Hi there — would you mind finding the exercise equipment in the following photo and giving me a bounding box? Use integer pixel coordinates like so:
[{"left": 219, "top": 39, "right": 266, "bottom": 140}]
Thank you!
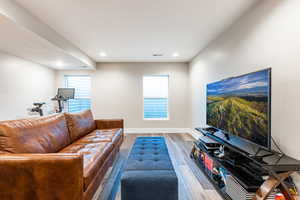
[
  {"left": 51, "top": 88, "right": 75, "bottom": 113},
  {"left": 30, "top": 102, "right": 45, "bottom": 116}
]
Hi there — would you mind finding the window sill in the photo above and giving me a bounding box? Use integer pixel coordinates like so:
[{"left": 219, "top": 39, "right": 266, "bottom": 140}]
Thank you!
[{"left": 143, "top": 118, "right": 169, "bottom": 121}]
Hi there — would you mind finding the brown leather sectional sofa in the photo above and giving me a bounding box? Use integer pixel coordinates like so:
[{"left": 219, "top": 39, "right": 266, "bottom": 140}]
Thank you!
[{"left": 0, "top": 110, "right": 124, "bottom": 200}]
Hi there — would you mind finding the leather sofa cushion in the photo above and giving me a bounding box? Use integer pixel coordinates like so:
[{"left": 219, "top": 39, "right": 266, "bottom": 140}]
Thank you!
[
  {"left": 99, "top": 129, "right": 123, "bottom": 144},
  {"left": 64, "top": 110, "right": 96, "bottom": 142},
  {"left": 0, "top": 114, "right": 71, "bottom": 153},
  {"left": 60, "top": 142, "right": 113, "bottom": 190},
  {"left": 74, "top": 129, "right": 123, "bottom": 146}
]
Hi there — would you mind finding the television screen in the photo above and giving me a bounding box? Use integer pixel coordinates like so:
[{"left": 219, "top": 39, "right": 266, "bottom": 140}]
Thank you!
[{"left": 206, "top": 69, "right": 271, "bottom": 148}]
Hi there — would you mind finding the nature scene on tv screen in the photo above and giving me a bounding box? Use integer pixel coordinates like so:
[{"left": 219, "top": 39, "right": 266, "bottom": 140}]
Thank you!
[{"left": 207, "top": 69, "right": 270, "bottom": 147}]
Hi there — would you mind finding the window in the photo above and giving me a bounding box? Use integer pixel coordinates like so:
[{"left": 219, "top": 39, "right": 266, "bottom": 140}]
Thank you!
[
  {"left": 143, "top": 75, "right": 169, "bottom": 120},
  {"left": 65, "top": 75, "right": 91, "bottom": 113}
]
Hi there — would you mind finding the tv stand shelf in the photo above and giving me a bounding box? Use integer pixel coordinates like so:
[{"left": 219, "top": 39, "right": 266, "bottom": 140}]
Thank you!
[
  {"left": 196, "top": 127, "right": 300, "bottom": 172},
  {"left": 191, "top": 128, "right": 300, "bottom": 200},
  {"left": 194, "top": 140, "right": 264, "bottom": 191}
]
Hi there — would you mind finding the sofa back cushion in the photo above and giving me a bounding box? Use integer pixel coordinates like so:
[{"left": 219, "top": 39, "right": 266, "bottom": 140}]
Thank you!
[
  {"left": 64, "top": 110, "right": 96, "bottom": 142},
  {"left": 0, "top": 114, "right": 71, "bottom": 154}
]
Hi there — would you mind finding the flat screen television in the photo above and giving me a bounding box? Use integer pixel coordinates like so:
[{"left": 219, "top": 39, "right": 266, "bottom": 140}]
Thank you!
[{"left": 206, "top": 68, "right": 271, "bottom": 149}]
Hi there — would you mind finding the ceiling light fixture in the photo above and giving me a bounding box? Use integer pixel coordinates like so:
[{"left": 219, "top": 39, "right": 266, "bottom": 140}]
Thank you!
[
  {"left": 172, "top": 52, "right": 179, "bottom": 57},
  {"left": 56, "top": 61, "right": 63, "bottom": 67},
  {"left": 99, "top": 52, "right": 107, "bottom": 57}
]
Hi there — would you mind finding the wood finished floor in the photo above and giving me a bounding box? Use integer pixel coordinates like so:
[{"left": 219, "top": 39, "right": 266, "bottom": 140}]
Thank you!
[{"left": 93, "top": 133, "right": 223, "bottom": 200}]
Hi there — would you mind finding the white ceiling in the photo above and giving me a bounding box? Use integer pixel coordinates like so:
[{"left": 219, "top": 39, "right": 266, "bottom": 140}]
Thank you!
[
  {"left": 15, "top": 0, "right": 258, "bottom": 63},
  {"left": 0, "top": 14, "right": 89, "bottom": 70}
]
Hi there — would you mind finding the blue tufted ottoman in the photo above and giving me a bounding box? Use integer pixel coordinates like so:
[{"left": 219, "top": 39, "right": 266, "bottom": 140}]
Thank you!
[{"left": 121, "top": 137, "right": 178, "bottom": 200}]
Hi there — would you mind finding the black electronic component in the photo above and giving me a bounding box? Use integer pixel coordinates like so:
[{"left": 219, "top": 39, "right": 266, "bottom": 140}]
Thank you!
[
  {"left": 30, "top": 102, "right": 45, "bottom": 116},
  {"left": 51, "top": 88, "right": 75, "bottom": 113},
  {"left": 190, "top": 127, "right": 300, "bottom": 200}
]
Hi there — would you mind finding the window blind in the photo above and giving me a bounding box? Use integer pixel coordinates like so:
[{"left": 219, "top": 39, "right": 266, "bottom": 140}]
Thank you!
[
  {"left": 65, "top": 75, "right": 91, "bottom": 113},
  {"left": 143, "top": 75, "right": 169, "bottom": 119}
]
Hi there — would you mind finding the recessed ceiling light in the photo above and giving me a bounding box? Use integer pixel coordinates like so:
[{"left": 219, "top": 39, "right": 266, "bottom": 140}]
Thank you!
[
  {"left": 99, "top": 52, "right": 107, "bottom": 57},
  {"left": 172, "top": 52, "right": 179, "bottom": 57},
  {"left": 56, "top": 61, "right": 63, "bottom": 67}
]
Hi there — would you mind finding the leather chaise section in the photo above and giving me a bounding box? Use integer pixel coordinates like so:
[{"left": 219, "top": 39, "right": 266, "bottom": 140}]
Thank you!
[
  {"left": 0, "top": 153, "right": 83, "bottom": 200},
  {"left": 75, "top": 129, "right": 123, "bottom": 146},
  {"left": 99, "top": 129, "right": 123, "bottom": 144},
  {"left": 83, "top": 149, "right": 117, "bottom": 200},
  {"left": 60, "top": 142, "right": 114, "bottom": 190}
]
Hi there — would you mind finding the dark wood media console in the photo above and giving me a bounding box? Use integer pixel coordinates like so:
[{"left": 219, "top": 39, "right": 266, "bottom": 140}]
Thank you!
[{"left": 190, "top": 127, "right": 300, "bottom": 200}]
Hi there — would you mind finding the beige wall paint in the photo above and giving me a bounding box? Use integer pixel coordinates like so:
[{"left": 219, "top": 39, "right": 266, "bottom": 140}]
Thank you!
[
  {"left": 0, "top": 52, "right": 56, "bottom": 120},
  {"left": 56, "top": 62, "right": 189, "bottom": 129},
  {"left": 189, "top": 0, "right": 300, "bottom": 160}
]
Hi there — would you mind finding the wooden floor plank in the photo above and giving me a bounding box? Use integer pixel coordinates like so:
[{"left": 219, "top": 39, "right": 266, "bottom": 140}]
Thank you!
[{"left": 95, "top": 133, "right": 222, "bottom": 200}]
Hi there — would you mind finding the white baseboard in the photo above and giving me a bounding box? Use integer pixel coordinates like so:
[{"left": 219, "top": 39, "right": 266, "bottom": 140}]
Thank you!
[
  {"left": 124, "top": 128, "right": 203, "bottom": 140},
  {"left": 124, "top": 128, "right": 191, "bottom": 134}
]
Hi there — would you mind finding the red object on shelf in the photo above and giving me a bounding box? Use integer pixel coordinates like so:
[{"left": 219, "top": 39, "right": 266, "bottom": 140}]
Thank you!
[
  {"left": 204, "top": 154, "right": 214, "bottom": 171},
  {"left": 275, "top": 193, "right": 285, "bottom": 200}
]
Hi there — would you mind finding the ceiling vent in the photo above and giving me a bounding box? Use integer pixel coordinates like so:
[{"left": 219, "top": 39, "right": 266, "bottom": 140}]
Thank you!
[{"left": 152, "top": 54, "right": 163, "bottom": 57}]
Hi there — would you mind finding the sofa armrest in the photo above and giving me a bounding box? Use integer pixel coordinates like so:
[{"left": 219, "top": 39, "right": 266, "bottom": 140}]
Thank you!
[
  {"left": 0, "top": 153, "right": 83, "bottom": 200},
  {"left": 95, "top": 119, "right": 124, "bottom": 130}
]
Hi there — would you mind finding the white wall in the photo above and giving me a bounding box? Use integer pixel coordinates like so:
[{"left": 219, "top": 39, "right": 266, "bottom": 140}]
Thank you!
[
  {"left": 0, "top": 52, "right": 56, "bottom": 120},
  {"left": 56, "top": 62, "right": 189, "bottom": 131},
  {"left": 189, "top": 0, "right": 300, "bottom": 160}
]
